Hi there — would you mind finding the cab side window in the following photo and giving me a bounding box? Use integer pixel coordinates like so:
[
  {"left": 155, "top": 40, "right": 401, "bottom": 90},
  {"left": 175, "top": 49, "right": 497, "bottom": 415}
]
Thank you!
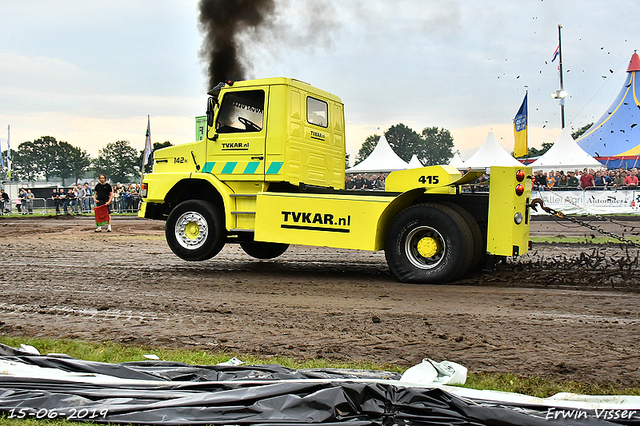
[
  {"left": 216, "top": 90, "right": 265, "bottom": 133},
  {"left": 307, "top": 97, "right": 328, "bottom": 128}
]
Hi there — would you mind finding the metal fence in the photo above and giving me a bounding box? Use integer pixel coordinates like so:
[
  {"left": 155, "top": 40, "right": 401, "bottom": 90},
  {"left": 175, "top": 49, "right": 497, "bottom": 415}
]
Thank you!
[
  {"left": 462, "top": 184, "right": 640, "bottom": 193},
  {"left": 0, "top": 195, "right": 141, "bottom": 216}
]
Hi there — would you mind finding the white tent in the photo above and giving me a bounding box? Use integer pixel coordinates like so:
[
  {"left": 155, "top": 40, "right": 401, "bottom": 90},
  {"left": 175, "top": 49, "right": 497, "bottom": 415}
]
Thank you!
[
  {"left": 346, "top": 135, "right": 409, "bottom": 173},
  {"left": 462, "top": 131, "right": 522, "bottom": 170},
  {"left": 448, "top": 152, "right": 465, "bottom": 170},
  {"left": 530, "top": 127, "right": 606, "bottom": 173},
  {"left": 407, "top": 154, "right": 423, "bottom": 169}
]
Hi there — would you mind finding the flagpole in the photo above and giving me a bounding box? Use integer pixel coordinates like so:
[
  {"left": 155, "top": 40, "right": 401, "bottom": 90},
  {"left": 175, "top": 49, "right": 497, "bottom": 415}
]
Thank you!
[
  {"left": 140, "top": 115, "right": 151, "bottom": 189},
  {"left": 524, "top": 89, "right": 528, "bottom": 158},
  {"left": 7, "top": 125, "right": 11, "bottom": 180},
  {"left": 0, "top": 131, "right": 4, "bottom": 178},
  {"left": 557, "top": 24, "right": 565, "bottom": 128}
]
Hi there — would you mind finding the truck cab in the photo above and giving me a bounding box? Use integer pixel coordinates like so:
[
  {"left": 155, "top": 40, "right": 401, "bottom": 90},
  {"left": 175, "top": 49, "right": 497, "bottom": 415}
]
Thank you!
[{"left": 202, "top": 78, "right": 345, "bottom": 188}]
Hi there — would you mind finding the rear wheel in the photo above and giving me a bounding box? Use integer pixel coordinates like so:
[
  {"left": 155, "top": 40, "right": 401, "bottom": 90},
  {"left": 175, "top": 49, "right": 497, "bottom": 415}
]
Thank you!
[
  {"left": 385, "top": 203, "right": 474, "bottom": 284},
  {"left": 165, "top": 200, "right": 225, "bottom": 261},
  {"left": 441, "top": 202, "right": 484, "bottom": 274},
  {"left": 240, "top": 241, "right": 289, "bottom": 259}
]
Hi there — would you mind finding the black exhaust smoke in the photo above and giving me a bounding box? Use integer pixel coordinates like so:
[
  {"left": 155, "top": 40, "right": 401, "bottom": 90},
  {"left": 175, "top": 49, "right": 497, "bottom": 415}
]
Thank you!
[{"left": 198, "top": 0, "right": 275, "bottom": 90}]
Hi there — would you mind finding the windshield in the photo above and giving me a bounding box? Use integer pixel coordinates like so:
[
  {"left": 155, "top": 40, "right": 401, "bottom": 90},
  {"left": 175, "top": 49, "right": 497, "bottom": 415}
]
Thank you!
[{"left": 216, "top": 90, "right": 265, "bottom": 133}]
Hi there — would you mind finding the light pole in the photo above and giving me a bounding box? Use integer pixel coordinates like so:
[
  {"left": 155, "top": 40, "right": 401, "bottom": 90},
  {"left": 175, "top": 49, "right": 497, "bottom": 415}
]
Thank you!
[{"left": 551, "top": 24, "right": 567, "bottom": 128}]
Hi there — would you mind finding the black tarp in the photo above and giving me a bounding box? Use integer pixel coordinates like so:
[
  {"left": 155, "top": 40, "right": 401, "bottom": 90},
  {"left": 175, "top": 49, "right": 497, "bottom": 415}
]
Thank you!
[{"left": 0, "top": 344, "right": 636, "bottom": 425}]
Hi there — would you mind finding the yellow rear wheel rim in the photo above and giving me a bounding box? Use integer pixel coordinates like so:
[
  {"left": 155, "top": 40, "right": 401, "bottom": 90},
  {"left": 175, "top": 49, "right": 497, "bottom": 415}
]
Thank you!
[
  {"left": 417, "top": 236, "right": 440, "bottom": 258},
  {"left": 405, "top": 225, "right": 446, "bottom": 270}
]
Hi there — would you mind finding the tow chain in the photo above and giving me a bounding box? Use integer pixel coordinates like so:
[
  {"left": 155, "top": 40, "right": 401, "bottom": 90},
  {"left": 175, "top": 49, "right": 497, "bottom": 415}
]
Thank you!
[{"left": 529, "top": 197, "right": 640, "bottom": 249}]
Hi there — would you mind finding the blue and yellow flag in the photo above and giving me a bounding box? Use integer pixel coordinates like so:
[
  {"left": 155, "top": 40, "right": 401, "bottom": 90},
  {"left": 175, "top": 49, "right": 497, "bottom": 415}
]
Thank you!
[{"left": 513, "top": 93, "right": 528, "bottom": 158}]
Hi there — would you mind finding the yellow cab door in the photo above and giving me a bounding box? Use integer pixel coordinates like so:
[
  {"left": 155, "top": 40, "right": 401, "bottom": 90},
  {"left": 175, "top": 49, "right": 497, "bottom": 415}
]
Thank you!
[{"left": 203, "top": 87, "right": 268, "bottom": 180}]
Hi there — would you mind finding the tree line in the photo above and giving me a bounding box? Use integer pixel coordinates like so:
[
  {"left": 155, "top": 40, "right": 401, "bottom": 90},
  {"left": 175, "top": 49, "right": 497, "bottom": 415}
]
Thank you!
[
  {"left": 355, "top": 124, "right": 455, "bottom": 167},
  {"left": 4, "top": 122, "right": 588, "bottom": 185},
  {"left": 1, "top": 137, "right": 172, "bottom": 185}
]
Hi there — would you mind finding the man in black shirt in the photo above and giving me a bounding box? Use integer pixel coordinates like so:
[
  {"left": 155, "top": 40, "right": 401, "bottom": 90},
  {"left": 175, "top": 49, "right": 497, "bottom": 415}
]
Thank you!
[
  {"left": 0, "top": 190, "right": 9, "bottom": 214},
  {"left": 94, "top": 174, "right": 114, "bottom": 232},
  {"left": 52, "top": 188, "right": 61, "bottom": 214}
]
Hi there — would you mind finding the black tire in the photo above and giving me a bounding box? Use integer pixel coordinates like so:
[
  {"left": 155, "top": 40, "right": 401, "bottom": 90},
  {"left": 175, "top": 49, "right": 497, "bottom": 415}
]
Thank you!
[
  {"left": 240, "top": 241, "right": 289, "bottom": 259},
  {"left": 165, "top": 200, "right": 225, "bottom": 261},
  {"left": 441, "top": 202, "right": 484, "bottom": 274},
  {"left": 384, "top": 203, "right": 474, "bottom": 284}
]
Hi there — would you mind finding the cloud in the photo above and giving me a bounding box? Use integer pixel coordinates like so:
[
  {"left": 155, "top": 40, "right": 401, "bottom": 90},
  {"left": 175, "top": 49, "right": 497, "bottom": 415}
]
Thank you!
[{"left": 0, "top": 52, "right": 92, "bottom": 98}]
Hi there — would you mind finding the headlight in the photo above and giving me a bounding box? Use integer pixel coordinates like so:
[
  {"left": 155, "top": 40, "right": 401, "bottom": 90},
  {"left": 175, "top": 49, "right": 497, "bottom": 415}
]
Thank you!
[{"left": 514, "top": 212, "right": 523, "bottom": 224}]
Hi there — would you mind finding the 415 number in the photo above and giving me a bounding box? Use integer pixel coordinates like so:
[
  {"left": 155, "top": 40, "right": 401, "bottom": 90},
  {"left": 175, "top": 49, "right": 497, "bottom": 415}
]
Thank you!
[{"left": 418, "top": 175, "right": 440, "bottom": 184}]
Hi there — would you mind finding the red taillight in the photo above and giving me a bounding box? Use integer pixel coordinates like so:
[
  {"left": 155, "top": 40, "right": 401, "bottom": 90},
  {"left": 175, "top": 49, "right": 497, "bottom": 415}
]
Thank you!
[
  {"left": 515, "top": 184, "right": 525, "bottom": 196},
  {"left": 516, "top": 169, "right": 525, "bottom": 182}
]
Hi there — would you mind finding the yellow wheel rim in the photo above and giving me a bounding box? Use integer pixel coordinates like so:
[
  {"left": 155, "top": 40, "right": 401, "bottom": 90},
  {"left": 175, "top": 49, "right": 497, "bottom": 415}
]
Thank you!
[
  {"left": 184, "top": 221, "right": 200, "bottom": 240},
  {"left": 417, "top": 236, "right": 440, "bottom": 258}
]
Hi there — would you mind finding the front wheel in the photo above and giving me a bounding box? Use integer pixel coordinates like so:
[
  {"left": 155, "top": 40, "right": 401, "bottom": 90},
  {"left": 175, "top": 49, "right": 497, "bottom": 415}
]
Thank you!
[
  {"left": 165, "top": 200, "right": 226, "bottom": 261},
  {"left": 240, "top": 241, "right": 289, "bottom": 259},
  {"left": 385, "top": 203, "right": 474, "bottom": 284}
]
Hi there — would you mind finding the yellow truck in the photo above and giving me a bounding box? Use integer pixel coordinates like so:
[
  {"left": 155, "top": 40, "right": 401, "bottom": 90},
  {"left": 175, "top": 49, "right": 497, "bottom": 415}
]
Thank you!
[{"left": 139, "top": 77, "right": 532, "bottom": 284}]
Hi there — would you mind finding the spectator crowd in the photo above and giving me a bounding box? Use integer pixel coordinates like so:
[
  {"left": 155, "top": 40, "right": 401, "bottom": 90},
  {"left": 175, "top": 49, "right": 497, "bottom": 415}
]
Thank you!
[
  {"left": 343, "top": 168, "right": 640, "bottom": 193},
  {"left": 532, "top": 168, "right": 639, "bottom": 190},
  {"left": 0, "top": 182, "right": 141, "bottom": 215},
  {"left": 50, "top": 182, "right": 141, "bottom": 214},
  {"left": 345, "top": 174, "right": 387, "bottom": 190}
]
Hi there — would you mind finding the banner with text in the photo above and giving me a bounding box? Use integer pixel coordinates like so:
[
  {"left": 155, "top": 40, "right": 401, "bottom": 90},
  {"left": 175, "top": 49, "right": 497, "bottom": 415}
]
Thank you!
[{"left": 531, "top": 189, "right": 640, "bottom": 215}]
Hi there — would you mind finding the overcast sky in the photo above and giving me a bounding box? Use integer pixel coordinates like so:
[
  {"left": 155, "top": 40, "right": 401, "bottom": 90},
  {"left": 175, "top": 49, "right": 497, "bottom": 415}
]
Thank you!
[{"left": 1, "top": 0, "right": 638, "bottom": 164}]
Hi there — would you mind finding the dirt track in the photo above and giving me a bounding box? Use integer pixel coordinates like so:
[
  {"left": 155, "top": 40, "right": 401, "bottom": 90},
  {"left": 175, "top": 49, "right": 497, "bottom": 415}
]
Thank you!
[{"left": 0, "top": 215, "right": 639, "bottom": 386}]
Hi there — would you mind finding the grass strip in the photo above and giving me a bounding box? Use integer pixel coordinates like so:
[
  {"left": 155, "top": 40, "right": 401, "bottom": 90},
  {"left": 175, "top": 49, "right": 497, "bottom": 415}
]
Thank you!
[{"left": 2, "top": 335, "right": 639, "bottom": 397}]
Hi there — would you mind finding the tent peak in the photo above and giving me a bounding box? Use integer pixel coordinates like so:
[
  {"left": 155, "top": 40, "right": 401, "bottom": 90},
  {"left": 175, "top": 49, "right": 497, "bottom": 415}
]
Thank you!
[
  {"left": 345, "top": 134, "right": 408, "bottom": 173},
  {"left": 627, "top": 51, "right": 640, "bottom": 72},
  {"left": 461, "top": 131, "right": 522, "bottom": 169}
]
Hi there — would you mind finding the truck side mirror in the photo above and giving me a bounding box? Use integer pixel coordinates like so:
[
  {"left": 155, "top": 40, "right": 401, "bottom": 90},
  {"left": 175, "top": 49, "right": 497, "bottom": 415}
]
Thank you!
[{"left": 206, "top": 97, "right": 216, "bottom": 127}]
